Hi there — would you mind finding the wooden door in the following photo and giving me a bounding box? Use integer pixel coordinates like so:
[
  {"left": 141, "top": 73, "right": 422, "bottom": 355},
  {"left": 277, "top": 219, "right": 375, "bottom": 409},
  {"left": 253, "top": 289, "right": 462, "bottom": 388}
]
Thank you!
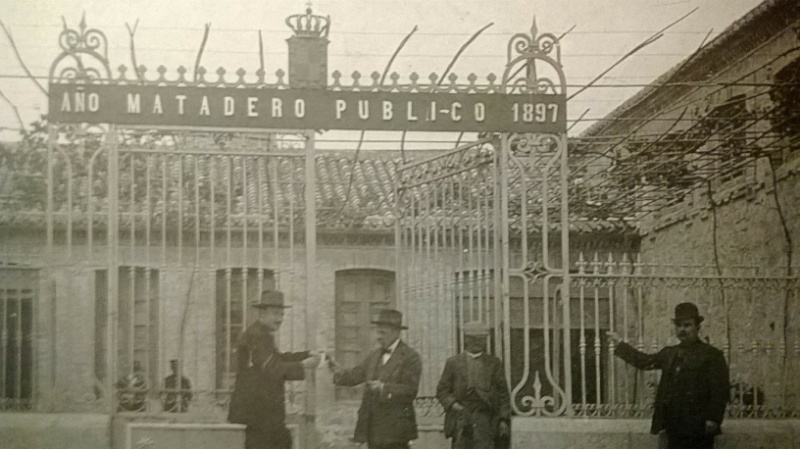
[{"left": 335, "top": 269, "right": 395, "bottom": 400}]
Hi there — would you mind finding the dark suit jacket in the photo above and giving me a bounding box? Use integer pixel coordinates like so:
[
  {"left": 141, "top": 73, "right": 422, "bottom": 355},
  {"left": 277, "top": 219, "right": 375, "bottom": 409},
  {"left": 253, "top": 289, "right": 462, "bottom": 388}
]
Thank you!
[
  {"left": 334, "top": 340, "right": 422, "bottom": 445},
  {"left": 436, "top": 352, "right": 511, "bottom": 440},
  {"left": 615, "top": 339, "right": 729, "bottom": 436},
  {"left": 228, "top": 321, "right": 309, "bottom": 438}
]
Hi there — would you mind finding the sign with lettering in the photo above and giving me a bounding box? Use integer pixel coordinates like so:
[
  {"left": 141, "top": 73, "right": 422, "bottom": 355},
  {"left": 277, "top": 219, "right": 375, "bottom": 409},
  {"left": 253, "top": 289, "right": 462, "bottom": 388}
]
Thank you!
[{"left": 49, "top": 84, "right": 566, "bottom": 133}]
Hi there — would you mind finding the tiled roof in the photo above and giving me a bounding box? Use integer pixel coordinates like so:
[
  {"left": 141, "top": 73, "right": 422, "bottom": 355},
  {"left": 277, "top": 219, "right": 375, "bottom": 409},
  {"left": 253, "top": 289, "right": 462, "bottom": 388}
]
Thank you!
[{"left": 0, "top": 142, "right": 634, "bottom": 235}]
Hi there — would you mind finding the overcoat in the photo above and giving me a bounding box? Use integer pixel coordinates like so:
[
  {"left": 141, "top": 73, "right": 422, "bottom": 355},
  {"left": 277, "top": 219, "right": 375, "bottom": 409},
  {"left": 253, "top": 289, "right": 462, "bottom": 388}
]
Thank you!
[
  {"left": 334, "top": 340, "right": 422, "bottom": 446},
  {"left": 615, "top": 339, "right": 729, "bottom": 437},
  {"left": 436, "top": 352, "right": 511, "bottom": 448},
  {"left": 228, "top": 321, "right": 308, "bottom": 449}
]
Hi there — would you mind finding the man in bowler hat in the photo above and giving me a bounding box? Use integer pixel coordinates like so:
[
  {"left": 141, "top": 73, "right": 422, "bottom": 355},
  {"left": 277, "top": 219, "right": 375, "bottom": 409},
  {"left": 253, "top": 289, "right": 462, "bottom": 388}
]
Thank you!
[
  {"left": 328, "top": 309, "right": 422, "bottom": 449},
  {"left": 227, "top": 290, "right": 320, "bottom": 449},
  {"left": 608, "top": 302, "right": 729, "bottom": 449},
  {"left": 436, "top": 321, "right": 511, "bottom": 449}
]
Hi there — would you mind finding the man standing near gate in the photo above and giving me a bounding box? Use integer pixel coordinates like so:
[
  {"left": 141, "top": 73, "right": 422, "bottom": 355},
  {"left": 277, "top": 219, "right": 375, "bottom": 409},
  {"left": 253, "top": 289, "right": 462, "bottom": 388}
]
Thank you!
[
  {"left": 436, "top": 321, "right": 511, "bottom": 449},
  {"left": 608, "top": 302, "right": 729, "bottom": 449},
  {"left": 328, "top": 309, "right": 422, "bottom": 449},
  {"left": 228, "top": 289, "right": 320, "bottom": 449}
]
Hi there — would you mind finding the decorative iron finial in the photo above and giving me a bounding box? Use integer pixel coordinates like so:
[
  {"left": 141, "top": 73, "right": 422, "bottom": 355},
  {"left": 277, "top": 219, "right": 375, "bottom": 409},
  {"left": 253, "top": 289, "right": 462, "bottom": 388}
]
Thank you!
[{"left": 286, "top": 4, "right": 330, "bottom": 38}]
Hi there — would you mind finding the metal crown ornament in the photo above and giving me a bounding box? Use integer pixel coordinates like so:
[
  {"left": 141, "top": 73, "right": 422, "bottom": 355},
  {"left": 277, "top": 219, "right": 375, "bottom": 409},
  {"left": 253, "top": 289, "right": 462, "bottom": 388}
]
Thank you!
[{"left": 285, "top": 6, "right": 330, "bottom": 38}]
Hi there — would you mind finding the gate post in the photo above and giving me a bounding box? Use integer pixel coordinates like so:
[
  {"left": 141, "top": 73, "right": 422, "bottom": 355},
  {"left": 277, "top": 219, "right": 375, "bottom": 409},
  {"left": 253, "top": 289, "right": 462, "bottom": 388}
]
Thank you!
[{"left": 304, "top": 129, "right": 318, "bottom": 448}]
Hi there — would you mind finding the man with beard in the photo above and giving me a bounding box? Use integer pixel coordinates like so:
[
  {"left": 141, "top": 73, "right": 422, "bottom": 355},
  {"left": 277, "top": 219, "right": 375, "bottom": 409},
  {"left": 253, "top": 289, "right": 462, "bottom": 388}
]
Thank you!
[
  {"left": 436, "top": 321, "right": 511, "bottom": 449},
  {"left": 228, "top": 290, "right": 320, "bottom": 449},
  {"left": 608, "top": 302, "right": 729, "bottom": 449}
]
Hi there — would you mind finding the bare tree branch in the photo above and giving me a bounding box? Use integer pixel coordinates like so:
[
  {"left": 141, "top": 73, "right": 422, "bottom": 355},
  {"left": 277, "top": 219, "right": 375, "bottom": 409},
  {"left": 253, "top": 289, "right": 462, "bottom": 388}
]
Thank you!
[
  {"left": 697, "top": 28, "right": 714, "bottom": 51},
  {"left": 337, "top": 25, "right": 419, "bottom": 218},
  {"left": 558, "top": 24, "right": 577, "bottom": 41},
  {"left": 381, "top": 25, "right": 418, "bottom": 84},
  {"left": 0, "top": 86, "right": 26, "bottom": 133},
  {"left": 193, "top": 23, "right": 212, "bottom": 83},
  {"left": 0, "top": 20, "right": 48, "bottom": 97},
  {"left": 258, "top": 30, "right": 265, "bottom": 76},
  {"left": 438, "top": 22, "right": 494, "bottom": 86},
  {"left": 567, "top": 108, "right": 590, "bottom": 133},
  {"left": 125, "top": 20, "right": 143, "bottom": 83},
  {"left": 568, "top": 7, "right": 698, "bottom": 101}
]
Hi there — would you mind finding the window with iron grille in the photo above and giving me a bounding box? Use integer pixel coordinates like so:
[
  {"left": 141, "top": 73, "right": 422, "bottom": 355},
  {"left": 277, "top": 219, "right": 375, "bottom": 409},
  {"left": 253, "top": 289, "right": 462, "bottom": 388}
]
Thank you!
[
  {"left": 215, "top": 268, "right": 275, "bottom": 390},
  {"left": 95, "top": 267, "right": 160, "bottom": 412},
  {"left": 0, "top": 267, "right": 36, "bottom": 411},
  {"left": 704, "top": 94, "right": 750, "bottom": 185},
  {"left": 768, "top": 57, "right": 800, "bottom": 167}
]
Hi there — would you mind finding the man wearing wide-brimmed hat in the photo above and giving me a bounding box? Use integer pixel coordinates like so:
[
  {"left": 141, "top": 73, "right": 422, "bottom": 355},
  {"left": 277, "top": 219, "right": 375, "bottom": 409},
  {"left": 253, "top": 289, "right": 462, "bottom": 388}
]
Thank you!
[
  {"left": 228, "top": 290, "right": 320, "bottom": 449},
  {"left": 436, "top": 321, "right": 510, "bottom": 449},
  {"left": 328, "top": 309, "right": 422, "bottom": 449},
  {"left": 608, "top": 302, "right": 729, "bottom": 449}
]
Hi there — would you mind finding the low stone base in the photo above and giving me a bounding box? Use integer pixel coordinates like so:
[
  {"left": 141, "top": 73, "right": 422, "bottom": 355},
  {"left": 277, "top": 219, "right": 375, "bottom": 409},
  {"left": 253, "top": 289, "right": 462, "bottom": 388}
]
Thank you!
[
  {"left": 512, "top": 418, "right": 800, "bottom": 449},
  {"left": 0, "top": 413, "right": 111, "bottom": 449}
]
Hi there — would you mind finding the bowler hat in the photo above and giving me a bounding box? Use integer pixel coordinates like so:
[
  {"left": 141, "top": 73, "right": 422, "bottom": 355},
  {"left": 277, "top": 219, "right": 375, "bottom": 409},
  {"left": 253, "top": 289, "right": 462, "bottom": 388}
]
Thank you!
[
  {"left": 672, "top": 302, "right": 704, "bottom": 323},
  {"left": 371, "top": 309, "right": 407, "bottom": 329},
  {"left": 462, "top": 321, "right": 490, "bottom": 336},
  {"left": 252, "top": 290, "right": 290, "bottom": 309}
]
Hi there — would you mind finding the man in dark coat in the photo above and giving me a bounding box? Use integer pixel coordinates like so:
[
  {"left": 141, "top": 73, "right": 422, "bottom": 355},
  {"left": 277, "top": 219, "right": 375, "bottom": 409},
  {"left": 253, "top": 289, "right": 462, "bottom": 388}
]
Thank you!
[
  {"left": 163, "top": 359, "right": 192, "bottom": 412},
  {"left": 227, "top": 290, "right": 320, "bottom": 449},
  {"left": 436, "top": 321, "right": 511, "bottom": 449},
  {"left": 608, "top": 302, "right": 729, "bottom": 449},
  {"left": 329, "top": 309, "right": 422, "bottom": 449}
]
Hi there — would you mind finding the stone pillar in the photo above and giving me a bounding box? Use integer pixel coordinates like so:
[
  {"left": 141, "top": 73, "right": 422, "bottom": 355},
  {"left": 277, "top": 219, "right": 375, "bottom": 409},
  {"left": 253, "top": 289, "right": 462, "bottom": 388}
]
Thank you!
[{"left": 286, "top": 7, "right": 330, "bottom": 89}]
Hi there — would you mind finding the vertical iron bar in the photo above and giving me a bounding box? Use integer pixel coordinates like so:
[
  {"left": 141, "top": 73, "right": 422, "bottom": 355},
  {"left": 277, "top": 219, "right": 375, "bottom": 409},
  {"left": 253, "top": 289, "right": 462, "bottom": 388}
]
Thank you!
[
  {"left": 145, "top": 154, "right": 152, "bottom": 388},
  {"left": 129, "top": 154, "right": 136, "bottom": 376},
  {"left": 578, "top": 254, "right": 587, "bottom": 414},
  {"left": 107, "top": 125, "right": 120, "bottom": 412},
  {"left": 226, "top": 153, "right": 233, "bottom": 384},
  {"left": 560, "top": 133, "right": 573, "bottom": 415},
  {"left": 593, "top": 256, "right": 602, "bottom": 408},
  {"left": 178, "top": 155, "right": 183, "bottom": 265},
  {"left": 499, "top": 134, "right": 512, "bottom": 394}
]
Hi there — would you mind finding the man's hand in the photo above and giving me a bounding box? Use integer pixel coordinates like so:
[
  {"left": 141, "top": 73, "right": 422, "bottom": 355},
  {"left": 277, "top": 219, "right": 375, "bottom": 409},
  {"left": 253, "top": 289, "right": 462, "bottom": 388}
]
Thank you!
[
  {"left": 606, "top": 331, "right": 622, "bottom": 344},
  {"left": 367, "top": 380, "right": 384, "bottom": 392},
  {"left": 450, "top": 402, "right": 465, "bottom": 413},
  {"left": 704, "top": 420, "right": 720, "bottom": 435},
  {"left": 498, "top": 421, "right": 510, "bottom": 438},
  {"left": 301, "top": 353, "right": 321, "bottom": 369},
  {"left": 326, "top": 355, "right": 344, "bottom": 375}
]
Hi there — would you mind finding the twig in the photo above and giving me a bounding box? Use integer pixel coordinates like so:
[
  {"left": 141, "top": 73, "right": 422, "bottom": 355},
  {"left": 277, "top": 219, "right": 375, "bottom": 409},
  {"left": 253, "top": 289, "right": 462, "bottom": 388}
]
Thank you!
[
  {"left": 568, "top": 7, "right": 698, "bottom": 100},
  {"left": 125, "top": 20, "right": 143, "bottom": 83},
  {"left": 400, "top": 130, "right": 407, "bottom": 163},
  {"left": 558, "top": 24, "right": 576, "bottom": 41},
  {"left": 381, "top": 25, "right": 418, "bottom": 85},
  {"left": 0, "top": 20, "right": 47, "bottom": 97},
  {"left": 697, "top": 28, "right": 714, "bottom": 51},
  {"left": 193, "top": 23, "right": 212, "bottom": 83},
  {"left": 567, "top": 109, "right": 590, "bottom": 133},
  {"left": 438, "top": 22, "right": 494, "bottom": 86},
  {"left": 258, "top": 30, "right": 265, "bottom": 76},
  {"left": 0, "top": 86, "right": 26, "bottom": 133},
  {"left": 337, "top": 25, "right": 419, "bottom": 217}
]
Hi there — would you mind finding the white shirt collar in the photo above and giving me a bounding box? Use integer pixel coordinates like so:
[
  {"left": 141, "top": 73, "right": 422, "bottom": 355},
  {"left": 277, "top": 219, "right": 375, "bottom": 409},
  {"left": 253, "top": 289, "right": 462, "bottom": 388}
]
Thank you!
[
  {"left": 466, "top": 351, "right": 483, "bottom": 358},
  {"left": 386, "top": 338, "right": 400, "bottom": 353}
]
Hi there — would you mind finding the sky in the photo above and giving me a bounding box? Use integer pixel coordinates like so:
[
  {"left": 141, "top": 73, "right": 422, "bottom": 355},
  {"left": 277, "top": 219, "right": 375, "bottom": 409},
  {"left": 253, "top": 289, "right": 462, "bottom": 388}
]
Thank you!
[{"left": 0, "top": 0, "right": 766, "bottom": 149}]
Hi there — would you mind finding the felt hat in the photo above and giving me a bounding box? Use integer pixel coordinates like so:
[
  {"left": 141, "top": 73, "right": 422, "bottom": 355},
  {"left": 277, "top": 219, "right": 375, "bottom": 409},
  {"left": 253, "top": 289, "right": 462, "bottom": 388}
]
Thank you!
[
  {"left": 252, "top": 290, "right": 290, "bottom": 309},
  {"left": 371, "top": 309, "right": 407, "bottom": 329},
  {"left": 672, "top": 302, "right": 704, "bottom": 323},
  {"left": 462, "top": 321, "right": 490, "bottom": 336}
]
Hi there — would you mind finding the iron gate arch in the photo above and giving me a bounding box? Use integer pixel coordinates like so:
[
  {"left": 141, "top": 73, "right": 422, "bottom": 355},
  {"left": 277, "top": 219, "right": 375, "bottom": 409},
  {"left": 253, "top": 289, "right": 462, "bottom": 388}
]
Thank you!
[{"left": 395, "top": 24, "right": 574, "bottom": 416}]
